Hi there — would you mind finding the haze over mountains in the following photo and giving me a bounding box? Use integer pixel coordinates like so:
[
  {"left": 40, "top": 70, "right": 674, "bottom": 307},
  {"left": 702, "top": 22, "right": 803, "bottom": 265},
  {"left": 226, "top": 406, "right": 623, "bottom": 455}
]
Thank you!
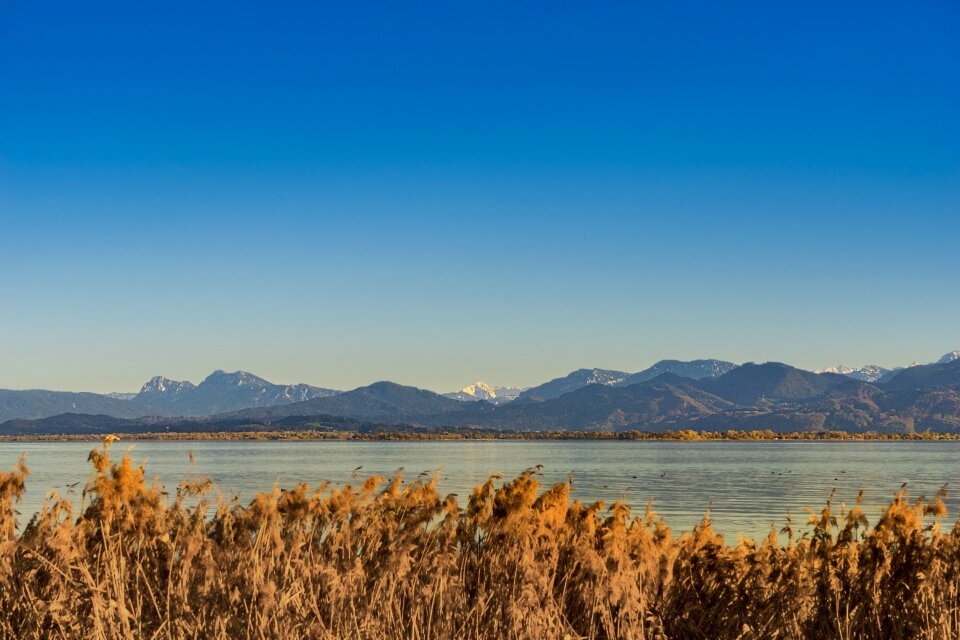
[{"left": 2, "top": 351, "right": 959, "bottom": 434}]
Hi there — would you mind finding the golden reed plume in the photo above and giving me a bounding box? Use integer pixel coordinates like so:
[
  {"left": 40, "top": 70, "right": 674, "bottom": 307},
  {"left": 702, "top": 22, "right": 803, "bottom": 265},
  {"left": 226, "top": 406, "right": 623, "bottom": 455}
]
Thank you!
[{"left": 0, "top": 439, "right": 958, "bottom": 639}]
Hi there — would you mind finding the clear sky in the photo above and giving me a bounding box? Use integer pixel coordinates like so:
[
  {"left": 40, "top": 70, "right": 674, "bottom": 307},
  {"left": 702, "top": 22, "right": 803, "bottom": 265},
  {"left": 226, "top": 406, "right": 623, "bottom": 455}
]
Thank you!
[{"left": 1, "top": 0, "right": 958, "bottom": 393}]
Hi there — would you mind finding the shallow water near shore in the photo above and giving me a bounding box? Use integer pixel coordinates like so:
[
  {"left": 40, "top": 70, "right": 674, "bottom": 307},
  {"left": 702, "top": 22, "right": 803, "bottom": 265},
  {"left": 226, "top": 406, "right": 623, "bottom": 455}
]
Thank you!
[{"left": 2, "top": 439, "right": 959, "bottom": 539}]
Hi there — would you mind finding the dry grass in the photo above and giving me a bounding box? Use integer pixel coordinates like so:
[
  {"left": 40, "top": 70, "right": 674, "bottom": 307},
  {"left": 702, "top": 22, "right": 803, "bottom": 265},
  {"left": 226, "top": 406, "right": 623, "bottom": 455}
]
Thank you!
[
  {"left": 5, "top": 429, "right": 960, "bottom": 442},
  {"left": 1, "top": 438, "right": 958, "bottom": 639}
]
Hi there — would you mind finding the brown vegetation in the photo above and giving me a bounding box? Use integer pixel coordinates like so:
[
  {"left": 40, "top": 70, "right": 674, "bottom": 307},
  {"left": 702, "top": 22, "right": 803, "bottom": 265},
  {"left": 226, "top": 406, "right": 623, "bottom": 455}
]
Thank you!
[
  {"left": 1, "top": 439, "right": 958, "bottom": 639},
  {"left": 3, "top": 428, "right": 960, "bottom": 442}
]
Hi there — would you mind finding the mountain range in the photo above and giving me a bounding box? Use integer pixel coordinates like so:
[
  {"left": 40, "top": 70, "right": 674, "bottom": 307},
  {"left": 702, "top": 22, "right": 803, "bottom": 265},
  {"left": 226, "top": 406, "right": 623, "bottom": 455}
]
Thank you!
[
  {"left": 0, "top": 370, "right": 338, "bottom": 423},
  {"left": 515, "top": 360, "right": 738, "bottom": 402},
  {"left": 443, "top": 381, "right": 525, "bottom": 403},
  {"left": 938, "top": 351, "right": 960, "bottom": 365},
  {"left": 813, "top": 365, "right": 891, "bottom": 383},
  {"left": 811, "top": 354, "right": 960, "bottom": 384},
  {"left": 516, "top": 368, "right": 630, "bottom": 401},
  {"left": 133, "top": 370, "right": 339, "bottom": 416},
  {"left": 1, "top": 351, "right": 959, "bottom": 434},
  {"left": 618, "top": 359, "right": 738, "bottom": 386},
  {"left": 240, "top": 358, "right": 957, "bottom": 434}
]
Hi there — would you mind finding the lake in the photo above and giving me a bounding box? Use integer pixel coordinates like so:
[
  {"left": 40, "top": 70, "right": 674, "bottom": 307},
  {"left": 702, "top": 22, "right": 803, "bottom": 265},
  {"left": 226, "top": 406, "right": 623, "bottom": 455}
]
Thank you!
[{"left": 2, "top": 439, "right": 958, "bottom": 540}]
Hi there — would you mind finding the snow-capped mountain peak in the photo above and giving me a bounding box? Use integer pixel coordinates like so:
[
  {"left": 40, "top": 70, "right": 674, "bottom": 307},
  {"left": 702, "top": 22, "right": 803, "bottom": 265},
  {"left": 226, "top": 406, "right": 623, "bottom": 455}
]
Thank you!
[
  {"left": 139, "top": 376, "right": 195, "bottom": 395},
  {"left": 200, "top": 370, "right": 271, "bottom": 388},
  {"left": 133, "top": 370, "right": 338, "bottom": 414},
  {"left": 460, "top": 380, "right": 497, "bottom": 400},
  {"left": 575, "top": 368, "right": 628, "bottom": 386},
  {"left": 815, "top": 366, "right": 855, "bottom": 376},
  {"left": 814, "top": 365, "right": 890, "bottom": 383},
  {"left": 443, "top": 381, "right": 526, "bottom": 403},
  {"left": 937, "top": 350, "right": 960, "bottom": 364}
]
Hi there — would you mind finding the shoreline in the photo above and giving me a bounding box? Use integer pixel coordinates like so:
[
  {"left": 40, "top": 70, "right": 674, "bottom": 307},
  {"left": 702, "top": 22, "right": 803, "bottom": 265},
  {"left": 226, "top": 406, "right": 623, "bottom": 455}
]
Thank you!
[{"left": 2, "top": 429, "right": 960, "bottom": 442}]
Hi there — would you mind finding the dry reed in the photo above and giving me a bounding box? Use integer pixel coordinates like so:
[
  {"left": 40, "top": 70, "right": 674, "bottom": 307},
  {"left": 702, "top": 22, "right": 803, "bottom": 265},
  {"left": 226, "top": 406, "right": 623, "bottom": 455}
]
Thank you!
[{"left": 0, "top": 438, "right": 958, "bottom": 639}]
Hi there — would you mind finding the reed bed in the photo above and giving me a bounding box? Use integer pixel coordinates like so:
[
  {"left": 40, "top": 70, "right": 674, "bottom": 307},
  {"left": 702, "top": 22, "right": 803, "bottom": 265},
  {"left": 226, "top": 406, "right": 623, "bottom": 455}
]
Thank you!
[
  {"left": 1, "top": 439, "right": 958, "bottom": 639},
  {"left": 5, "top": 429, "right": 960, "bottom": 442}
]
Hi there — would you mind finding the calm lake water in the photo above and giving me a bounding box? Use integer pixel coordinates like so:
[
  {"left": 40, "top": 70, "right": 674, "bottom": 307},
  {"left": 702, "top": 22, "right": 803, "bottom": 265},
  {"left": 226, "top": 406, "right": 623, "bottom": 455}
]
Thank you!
[{"left": 2, "top": 440, "right": 958, "bottom": 540}]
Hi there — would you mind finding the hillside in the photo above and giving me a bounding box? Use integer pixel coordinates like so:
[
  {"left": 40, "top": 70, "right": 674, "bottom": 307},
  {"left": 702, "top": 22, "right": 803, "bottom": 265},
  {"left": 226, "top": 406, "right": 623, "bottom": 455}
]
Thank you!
[
  {"left": 0, "top": 370, "right": 340, "bottom": 423},
  {"left": 703, "top": 362, "right": 848, "bottom": 405},
  {"left": 226, "top": 381, "right": 463, "bottom": 421},
  {"left": 882, "top": 359, "right": 960, "bottom": 392},
  {"left": 134, "top": 370, "right": 340, "bottom": 415},
  {"left": 516, "top": 369, "right": 629, "bottom": 401},
  {"left": 440, "top": 375, "right": 735, "bottom": 430},
  {"left": 4, "top": 356, "right": 960, "bottom": 435},
  {"left": 0, "top": 390, "right": 156, "bottom": 423},
  {"left": 619, "top": 359, "right": 736, "bottom": 385}
]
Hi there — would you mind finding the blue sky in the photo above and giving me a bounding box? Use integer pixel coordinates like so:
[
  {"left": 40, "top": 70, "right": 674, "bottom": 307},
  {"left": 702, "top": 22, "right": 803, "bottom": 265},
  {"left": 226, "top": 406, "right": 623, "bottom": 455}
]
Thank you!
[{"left": 1, "top": 0, "right": 958, "bottom": 393}]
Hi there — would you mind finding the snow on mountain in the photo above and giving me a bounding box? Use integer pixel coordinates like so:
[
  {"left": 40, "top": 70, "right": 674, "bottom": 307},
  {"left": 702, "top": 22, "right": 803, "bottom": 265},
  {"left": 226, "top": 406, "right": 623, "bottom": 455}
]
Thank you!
[
  {"left": 815, "top": 366, "right": 855, "bottom": 376},
  {"left": 937, "top": 351, "right": 960, "bottom": 364},
  {"left": 816, "top": 351, "right": 960, "bottom": 382},
  {"left": 516, "top": 368, "right": 629, "bottom": 402},
  {"left": 138, "top": 376, "right": 196, "bottom": 396},
  {"left": 134, "top": 370, "right": 339, "bottom": 415},
  {"left": 463, "top": 381, "right": 497, "bottom": 400},
  {"left": 444, "top": 381, "right": 526, "bottom": 403},
  {"left": 815, "top": 365, "right": 890, "bottom": 383},
  {"left": 104, "top": 392, "right": 138, "bottom": 401},
  {"left": 847, "top": 365, "right": 891, "bottom": 382},
  {"left": 620, "top": 359, "right": 737, "bottom": 386},
  {"left": 489, "top": 386, "right": 525, "bottom": 402}
]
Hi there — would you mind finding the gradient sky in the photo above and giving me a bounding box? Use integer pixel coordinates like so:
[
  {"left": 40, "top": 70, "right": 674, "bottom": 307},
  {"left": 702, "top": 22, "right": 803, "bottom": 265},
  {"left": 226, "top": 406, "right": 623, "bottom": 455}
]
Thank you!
[{"left": 1, "top": 1, "right": 958, "bottom": 394}]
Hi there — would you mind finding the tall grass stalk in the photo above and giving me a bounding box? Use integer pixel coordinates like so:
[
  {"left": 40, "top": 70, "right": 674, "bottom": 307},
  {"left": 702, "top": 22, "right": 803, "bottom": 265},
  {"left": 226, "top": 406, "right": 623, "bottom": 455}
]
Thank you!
[{"left": 0, "top": 439, "right": 958, "bottom": 639}]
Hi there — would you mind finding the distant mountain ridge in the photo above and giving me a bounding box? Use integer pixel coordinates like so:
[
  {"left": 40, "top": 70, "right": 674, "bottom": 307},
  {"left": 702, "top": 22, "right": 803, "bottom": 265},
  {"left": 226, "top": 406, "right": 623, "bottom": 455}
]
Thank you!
[
  {"left": 814, "top": 350, "right": 960, "bottom": 384},
  {"left": 138, "top": 376, "right": 195, "bottom": 397},
  {"left": 104, "top": 392, "right": 138, "bottom": 401},
  {"left": 513, "top": 360, "right": 735, "bottom": 403},
  {"left": 0, "top": 370, "right": 339, "bottom": 423},
  {"left": 133, "top": 370, "right": 339, "bottom": 416},
  {"left": 938, "top": 351, "right": 960, "bottom": 364},
  {"left": 12, "top": 358, "right": 957, "bottom": 436},
  {"left": 815, "top": 365, "right": 891, "bottom": 383},
  {"left": 439, "top": 374, "right": 737, "bottom": 431},
  {"left": 704, "top": 362, "right": 848, "bottom": 405},
  {"left": 517, "top": 369, "right": 629, "bottom": 401},
  {"left": 2, "top": 351, "right": 960, "bottom": 431},
  {"left": 0, "top": 390, "right": 156, "bottom": 423},
  {"left": 226, "top": 381, "right": 462, "bottom": 421},
  {"left": 443, "top": 381, "right": 525, "bottom": 403},
  {"left": 183, "top": 358, "right": 960, "bottom": 434},
  {"left": 883, "top": 358, "right": 960, "bottom": 392},
  {"left": 618, "top": 359, "right": 736, "bottom": 386}
]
